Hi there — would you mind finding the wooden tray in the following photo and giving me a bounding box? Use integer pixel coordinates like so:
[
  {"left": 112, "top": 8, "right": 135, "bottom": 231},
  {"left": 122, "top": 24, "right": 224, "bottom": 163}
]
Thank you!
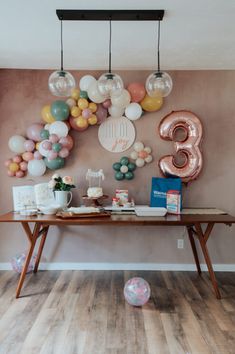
[{"left": 56, "top": 211, "right": 111, "bottom": 219}]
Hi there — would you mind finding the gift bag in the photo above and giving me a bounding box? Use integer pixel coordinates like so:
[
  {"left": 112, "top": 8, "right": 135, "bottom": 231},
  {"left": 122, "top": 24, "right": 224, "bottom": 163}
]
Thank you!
[{"left": 150, "top": 177, "right": 182, "bottom": 208}]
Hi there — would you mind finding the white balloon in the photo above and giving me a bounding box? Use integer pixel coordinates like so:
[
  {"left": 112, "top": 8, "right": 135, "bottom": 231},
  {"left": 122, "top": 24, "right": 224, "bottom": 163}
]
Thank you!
[
  {"left": 108, "top": 105, "right": 125, "bottom": 118},
  {"left": 49, "top": 121, "right": 68, "bottom": 138},
  {"left": 120, "top": 165, "right": 128, "bottom": 173},
  {"left": 28, "top": 159, "right": 46, "bottom": 177},
  {"left": 44, "top": 124, "right": 51, "bottom": 131},
  {"left": 111, "top": 89, "right": 131, "bottom": 108},
  {"left": 145, "top": 155, "right": 153, "bottom": 163},
  {"left": 130, "top": 151, "right": 138, "bottom": 160},
  {"left": 134, "top": 141, "right": 144, "bottom": 152},
  {"left": 144, "top": 146, "right": 152, "bottom": 154},
  {"left": 136, "top": 158, "right": 145, "bottom": 168},
  {"left": 87, "top": 81, "right": 106, "bottom": 103},
  {"left": 125, "top": 103, "right": 142, "bottom": 121},
  {"left": 38, "top": 140, "right": 50, "bottom": 157},
  {"left": 8, "top": 135, "right": 26, "bottom": 153},
  {"left": 79, "top": 75, "right": 96, "bottom": 92}
]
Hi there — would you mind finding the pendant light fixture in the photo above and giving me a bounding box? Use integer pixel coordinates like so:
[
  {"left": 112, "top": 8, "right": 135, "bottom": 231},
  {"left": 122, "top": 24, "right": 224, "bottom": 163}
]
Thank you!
[
  {"left": 97, "top": 19, "right": 124, "bottom": 98},
  {"left": 48, "top": 18, "right": 76, "bottom": 97},
  {"left": 145, "top": 20, "right": 173, "bottom": 98}
]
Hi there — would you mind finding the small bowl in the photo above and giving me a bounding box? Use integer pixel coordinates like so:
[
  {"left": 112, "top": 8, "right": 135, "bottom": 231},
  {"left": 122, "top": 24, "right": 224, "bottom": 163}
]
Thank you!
[{"left": 39, "top": 205, "right": 60, "bottom": 215}]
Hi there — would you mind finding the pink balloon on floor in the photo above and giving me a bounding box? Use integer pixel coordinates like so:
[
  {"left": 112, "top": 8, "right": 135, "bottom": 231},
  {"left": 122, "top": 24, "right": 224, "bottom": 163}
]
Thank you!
[
  {"left": 19, "top": 161, "right": 28, "bottom": 171},
  {"left": 59, "top": 147, "right": 69, "bottom": 158},
  {"left": 59, "top": 135, "right": 74, "bottom": 150},
  {"left": 124, "top": 277, "right": 151, "bottom": 306}
]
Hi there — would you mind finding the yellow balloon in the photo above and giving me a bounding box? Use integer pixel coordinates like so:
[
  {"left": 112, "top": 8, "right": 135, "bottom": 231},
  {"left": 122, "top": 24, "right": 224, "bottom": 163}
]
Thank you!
[
  {"left": 41, "top": 105, "right": 55, "bottom": 123},
  {"left": 71, "top": 106, "right": 82, "bottom": 118},
  {"left": 140, "top": 94, "right": 163, "bottom": 112},
  {"left": 78, "top": 98, "right": 89, "bottom": 110},
  {"left": 88, "top": 114, "right": 98, "bottom": 126},
  {"left": 88, "top": 102, "right": 97, "bottom": 113},
  {"left": 36, "top": 142, "right": 40, "bottom": 150},
  {"left": 75, "top": 116, "right": 89, "bottom": 129},
  {"left": 9, "top": 162, "right": 20, "bottom": 173},
  {"left": 71, "top": 88, "right": 80, "bottom": 100}
]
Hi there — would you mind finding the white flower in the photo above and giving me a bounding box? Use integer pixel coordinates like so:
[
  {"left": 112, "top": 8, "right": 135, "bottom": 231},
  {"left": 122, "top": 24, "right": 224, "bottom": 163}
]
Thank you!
[
  {"left": 52, "top": 173, "right": 60, "bottom": 180},
  {"left": 48, "top": 180, "right": 56, "bottom": 189},
  {"left": 62, "top": 176, "right": 74, "bottom": 185}
]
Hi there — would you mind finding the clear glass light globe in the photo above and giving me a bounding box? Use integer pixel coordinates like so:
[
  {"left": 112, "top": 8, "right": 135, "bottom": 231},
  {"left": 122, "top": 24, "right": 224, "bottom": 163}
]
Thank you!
[
  {"left": 48, "top": 70, "right": 76, "bottom": 97},
  {"left": 145, "top": 71, "right": 173, "bottom": 98},
  {"left": 97, "top": 73, "right": 124, "bottom": 98}
]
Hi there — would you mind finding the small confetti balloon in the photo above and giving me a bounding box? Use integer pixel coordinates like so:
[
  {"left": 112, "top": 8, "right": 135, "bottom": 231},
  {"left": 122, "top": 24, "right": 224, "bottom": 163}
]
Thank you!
[
  {"left": 124, "top": 277, "right": 151, "bottom": 306},
  {"left": 11, "top": 252, "right": 37, "bottom": 274}
]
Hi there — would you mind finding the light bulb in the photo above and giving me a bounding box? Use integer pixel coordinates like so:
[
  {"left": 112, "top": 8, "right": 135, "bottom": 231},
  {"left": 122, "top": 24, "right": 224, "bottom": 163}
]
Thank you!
[
  {"left": 48, "top": 70, "right": 76, "bottom": 97},
  {"left": 145, "top": 71, "right": 173, "bottom": 98},
  {"left": 97, "top": 73, "right": 124, "bottom": 98}
]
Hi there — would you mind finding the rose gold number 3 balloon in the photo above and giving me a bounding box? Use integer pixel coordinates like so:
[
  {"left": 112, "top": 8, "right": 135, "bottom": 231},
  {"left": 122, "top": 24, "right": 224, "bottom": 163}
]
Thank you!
[{"left": 158, "top": 110, "right": 203, "bottom": 183}]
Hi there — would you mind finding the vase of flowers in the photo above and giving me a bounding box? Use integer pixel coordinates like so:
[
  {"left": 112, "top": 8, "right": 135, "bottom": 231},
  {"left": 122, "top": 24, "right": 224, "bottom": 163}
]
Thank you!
[{"left": 48, "top": 174, "right": 75, "bottom": 209}]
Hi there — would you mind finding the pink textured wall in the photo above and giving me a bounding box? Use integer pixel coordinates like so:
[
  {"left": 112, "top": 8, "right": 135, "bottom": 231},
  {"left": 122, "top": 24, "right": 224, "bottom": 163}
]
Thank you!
[{"left": 0, "top": 69, "right": 234, "bottom": 265}]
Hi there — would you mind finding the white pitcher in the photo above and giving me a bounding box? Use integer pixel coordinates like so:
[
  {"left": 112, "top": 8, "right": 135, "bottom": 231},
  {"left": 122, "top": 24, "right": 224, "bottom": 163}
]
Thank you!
[{"left": 54, "top": 191, "right": 72, "bottom": 209}]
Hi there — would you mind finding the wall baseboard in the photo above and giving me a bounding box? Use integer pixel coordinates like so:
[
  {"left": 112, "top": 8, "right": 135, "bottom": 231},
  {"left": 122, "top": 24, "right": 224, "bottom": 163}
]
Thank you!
[{"left": 0, "top": 262, "right": 235, "bottom": 271}]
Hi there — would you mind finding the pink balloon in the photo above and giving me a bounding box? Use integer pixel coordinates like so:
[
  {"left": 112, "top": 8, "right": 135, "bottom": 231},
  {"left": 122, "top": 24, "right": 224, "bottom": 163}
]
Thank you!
[
  {"left": 42, "top": 140, "right": 52, "bottom": 150},
  {"left": 13, "top": 155, "right": 23, "bottom": 163},
  {"left": 20, "top": 161, "right": 28, "bottom": 171},
  {"left": 59, "top": 147, "right": 69, "bottom": 158},
  {"left": 48, "top": 150, "right": 58, "bottom": 161},
  {"left": 82, "top": 108, "right": 92, "bottom": 119},
  {"left": 24, "top": 140, "right": 35, "bottom": 152},
  {"left": 49, "top": 134, "right": 59, "bottom": 143},
  {"left": 102, "top": 99, "right": 111, "bottom": 109},
  {"left": 5, "top": 159, "right": 12, "bottom": 167},
  {"left": 127, "top": 82, "right": 146, "bottom": 103},
  {"left": 26, "top": 123, "right": 44, "bottom": 142},
  {"left": 22, "top": 152, "right": 34, "bottom": 162},
  {"left": 33, "top": 151, "right": 43, "bottom": 160},
  {"left": 7, "top": 170, "right": 15, "bottom": 177},
  {"left": 59, "top": 135, "right": 74, "bottom": 151},
  {"left": 96, "top": 104, "right": 108, "bottom": 125},
  {"left": 16, "top": 170, "right": 24, "bottom": 178}
]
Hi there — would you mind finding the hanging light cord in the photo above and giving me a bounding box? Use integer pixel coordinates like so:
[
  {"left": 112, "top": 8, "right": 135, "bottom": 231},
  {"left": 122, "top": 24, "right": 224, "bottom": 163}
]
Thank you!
[
  {"left": 157, "top": 20, "right": 161, "bottom": 73},
  {"left": 60, "top": 19, "right": 64, "bottom": 71},
  {"left": 109, "top": 18, "right": 112, "bottom": 73}
]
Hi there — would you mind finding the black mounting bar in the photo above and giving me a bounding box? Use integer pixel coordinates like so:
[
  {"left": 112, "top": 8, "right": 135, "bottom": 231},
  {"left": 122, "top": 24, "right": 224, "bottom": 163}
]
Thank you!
[{"left": 56, "top": 9, "right": 164, "bottom": 21}]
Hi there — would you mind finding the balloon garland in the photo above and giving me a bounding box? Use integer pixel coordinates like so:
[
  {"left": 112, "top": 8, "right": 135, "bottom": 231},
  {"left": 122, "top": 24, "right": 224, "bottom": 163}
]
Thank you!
[{"left": 5, "top": 75, "right": 164, "bottom": 178}]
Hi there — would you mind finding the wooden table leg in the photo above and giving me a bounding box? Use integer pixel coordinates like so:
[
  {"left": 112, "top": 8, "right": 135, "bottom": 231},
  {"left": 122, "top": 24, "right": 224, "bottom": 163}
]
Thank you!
[
  {"left": 187, "top": 226, "right": 201, "bottom": 275},
  {"left": 194, "top": 222, "right": 221, "bottom": 299},
  {"left": 16, "top": 222, "right": 41, "bottom": 298},
  {"left": 33, "top": 225, "right": 49, "bottom": 273}
]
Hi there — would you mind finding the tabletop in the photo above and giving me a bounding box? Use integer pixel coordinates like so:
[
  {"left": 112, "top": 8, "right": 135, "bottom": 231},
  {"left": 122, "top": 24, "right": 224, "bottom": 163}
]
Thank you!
[{"left": 0, "top": 211, "right": 235, "bottom": 226}]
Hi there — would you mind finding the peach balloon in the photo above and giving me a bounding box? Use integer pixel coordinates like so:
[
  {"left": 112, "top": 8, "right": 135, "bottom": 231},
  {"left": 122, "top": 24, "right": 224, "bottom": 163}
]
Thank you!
[
  {"left": 127, "top": 82, "right": 146, "bottom": 103},
  {"left": 138, "top": 150, "right": 149, "bottom": 159},
  {"left": 7, "top": 170, "right": 15, "bottom": 177},
  {"left": 59, "top": 147, "right": 69, "bottom": 158},
  {"left": 5, "top": 159, "right": 12, "bottom": 167},
  {"left": 59, "top": 135, "right": 74, "bottom": 150},
  {"left": 22, "top": 152, "right": 34, "bottom": 162},
  {"left": 49, "top": 134, "right": 59, "bottom": 143}
]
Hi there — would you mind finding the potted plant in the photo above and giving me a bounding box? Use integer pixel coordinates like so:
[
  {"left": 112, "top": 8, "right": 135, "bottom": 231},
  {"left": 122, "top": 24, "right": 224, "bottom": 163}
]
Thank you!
[{"left": 48, "top": 174, "right": 75, "bottom": 208}]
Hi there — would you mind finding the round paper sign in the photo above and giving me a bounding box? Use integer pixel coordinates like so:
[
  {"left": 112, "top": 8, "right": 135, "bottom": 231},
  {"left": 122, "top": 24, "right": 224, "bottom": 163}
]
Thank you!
[{"left": 98, "top": 116, "right": 136, "bottom": 153}]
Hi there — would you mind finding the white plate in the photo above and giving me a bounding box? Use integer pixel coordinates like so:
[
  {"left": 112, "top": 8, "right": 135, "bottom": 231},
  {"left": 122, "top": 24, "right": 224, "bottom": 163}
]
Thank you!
[{"left": 135, "top": 207, "right": 167, "bottom": 217}]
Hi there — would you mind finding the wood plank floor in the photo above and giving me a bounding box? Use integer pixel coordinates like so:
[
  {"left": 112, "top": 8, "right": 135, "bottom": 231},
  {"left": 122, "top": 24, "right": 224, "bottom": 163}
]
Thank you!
[{"left": 0, "top": 271, "right": 235, "bottom": 354}]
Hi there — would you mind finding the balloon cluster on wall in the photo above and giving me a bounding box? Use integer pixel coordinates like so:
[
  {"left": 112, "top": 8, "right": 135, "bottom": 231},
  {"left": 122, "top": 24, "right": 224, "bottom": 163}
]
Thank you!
[
  {"left": 130, "top": 142, "right": 153, "bottom": 168},
  {"left": 113, "top": 157, "right": 136, "bottom": 181},
  {"left": 5, "top": 74, "right": 164, "bottom": 178}
]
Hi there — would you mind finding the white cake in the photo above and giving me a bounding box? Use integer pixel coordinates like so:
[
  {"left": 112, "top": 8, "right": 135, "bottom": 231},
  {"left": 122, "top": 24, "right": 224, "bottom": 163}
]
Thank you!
[{"left": 87, "top": 187, "right": 103, "bottom": 198}]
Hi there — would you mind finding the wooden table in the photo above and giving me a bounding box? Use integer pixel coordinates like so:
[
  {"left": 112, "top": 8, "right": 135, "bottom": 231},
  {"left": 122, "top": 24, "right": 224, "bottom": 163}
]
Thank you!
[{"left": 0, "top": 211, "right": 235, "bottom": 299}]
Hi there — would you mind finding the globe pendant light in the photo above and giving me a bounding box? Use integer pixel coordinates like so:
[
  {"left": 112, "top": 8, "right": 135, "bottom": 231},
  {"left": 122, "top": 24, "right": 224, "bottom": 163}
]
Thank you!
[
  {"left": 48, "top": 19, "right": 76, "bottom": 97},
  {"left": 145, "top": 21, "right": 173, "bottom": 98},
  {"left": 98, "top": 19, "right": 124, "bottom": 99}
]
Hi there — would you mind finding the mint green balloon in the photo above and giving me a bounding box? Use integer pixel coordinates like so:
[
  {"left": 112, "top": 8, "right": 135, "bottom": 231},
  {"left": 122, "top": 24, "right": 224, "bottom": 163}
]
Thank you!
[
  {"left": 120, "top": 157, "right": 129, "bottom": 166},
  {"left": 125, "top": 171, "right": 134, "bottom": 180},
  {"left": 51, "top": 100, "right": 69, "bottom": 121},
  {"left": 80, "top": 90, "right": 88, "bottom": 99},
  {"left": 40, "top": 129, "right": 49, "bottom": 140},
  {"left": 113, "top": 162, "right": 121, "bottom": 171},
  {"left": 128, "top": 163, "right": 136, "bottom": 172},
  {"left": 52, "top": 143, "right": 62, "bottom": 152},
  {"left": 115, "top": 171, "right": 124, "bottom": 181},
  {"left": 44, "top": 157, "right": 65, "bottom": 170}
]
